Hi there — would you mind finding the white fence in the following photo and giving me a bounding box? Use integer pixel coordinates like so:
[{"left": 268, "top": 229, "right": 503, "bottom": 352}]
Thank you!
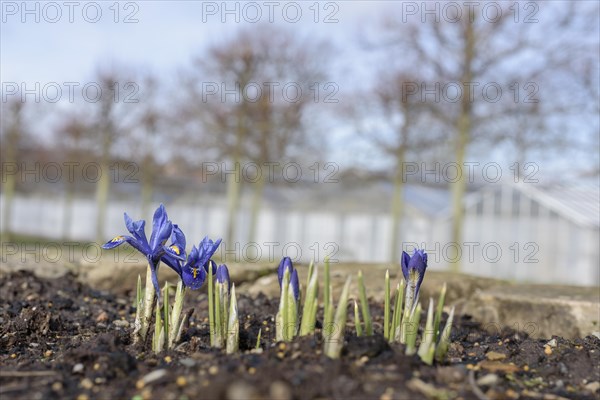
[{"left": 1, "top": 190, "right": 598, "bottom": 287}]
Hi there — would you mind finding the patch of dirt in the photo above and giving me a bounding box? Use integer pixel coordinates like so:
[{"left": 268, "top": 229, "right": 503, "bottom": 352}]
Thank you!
[{"left": 1, "top": 271, "right": 599, "bottom": 400}]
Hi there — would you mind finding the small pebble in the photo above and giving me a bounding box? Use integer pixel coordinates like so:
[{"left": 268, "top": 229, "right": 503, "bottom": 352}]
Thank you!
[
  {"left": 96, "top": 311, "right": 109, "bottom": 323},
  {"left": 227, "top": 381, "right": 258, "bottom": 400},
  {"left": 584, "top": 381, "right": 600, "bottom": 393},
  {"left": 139, "top": 369, "right": 167, "bottom": 386},
  {"left": 113, "top": 320, "right": 129, "bottom": 328},
  {"left": 80, "top": 378, "right": 93, "bottom": 390},
  {"left": 486, "top": 351, "right": 506, "bottom": 361},
  {"left": 546, "top": 338, "right": 558, "bottom": 348},
  {"left": 72, "top": 363, "right": 84, "bottom": 374},
  {"left": 269, "top": 381, "right": 292, "bottom": 400},
  {"left": 379, "top": 387, "right": 394, "bottom": 400},
  {"left": 141, "top": 388, "right": 152, "bottom": 400},
  {"left": 477, "top": 373, "right": 499, "bottom": 386},
  {"left": 558, "top": 362, "right": 568, "bottom": 375},
  {"left": 179, "top": 358, "right": 196, "bottom": 367}
]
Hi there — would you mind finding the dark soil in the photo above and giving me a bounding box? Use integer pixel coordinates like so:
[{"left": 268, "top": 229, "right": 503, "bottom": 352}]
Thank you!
[{"left": 1, "top": 271, "right": 599, "bottom": 400}]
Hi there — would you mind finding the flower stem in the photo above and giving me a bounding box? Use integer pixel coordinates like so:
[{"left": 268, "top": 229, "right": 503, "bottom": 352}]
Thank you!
[
  {"left": 208, "top": 263, "right": 215, "bottom": 346},
  {"left": 168, "top": 280, "right": 185, "bottom": 349},
  {"left": 384, "top": 270, "right": 390, "bottom": 340},
  {"left": 140, "top": 264, "right": 156, "bottom": 343}
]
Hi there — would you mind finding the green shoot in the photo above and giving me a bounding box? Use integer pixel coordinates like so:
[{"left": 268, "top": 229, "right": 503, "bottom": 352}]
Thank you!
[
  {"left": 152, "top": 297, "right": 164, "bottom": 353},
  {"left": 208, "top": 263, "right": 215, "bottom": 346},
  {"left": 417, "top": 298, "right": 436, "bottom": 364},
  {"left": 404, "top": 303, "right": 421, "bottom": 355},
  {"left": 324, "top": 276, "right": 351, "bottom": 359},
  {"left": 357, "top": 271, "right": 373, "bottom": 335},
  {"left": 226, "top": 284, "right": 239, "bottom": 354},
  {"left": 135, "top": 274, "right": 142, "bottom": 309},
  {"left": 433, "top": 283, "right": 447, "bottom": 342},
  {"left": 324, "top": 256, "right": 331, "bottom": 325},
  {"left": 276, "top": 268, "right": 291, "bottom": 341},
  {"left": 384, "top": 270, "right": 390, "bottom": 340},
  {"left": 435, "top": 306, "right": 455, "bottom": 363},
  {"left": 255, "top": 328, "right": 262, "bottom": 350},
  {"left": 300, "top": 262, "right": 319, "bottom": 336},
  {"left": 354, "top": 300, "right": 362, "bottom": 337},
  {"left": 391, "top": 281, "right": 404, "bottom": 342},
  {"left": 139, "top": 264, "right": 156, "bottom": 344},
  {"left": 163, "top": 282, "right": 170, "bottom": 344},
  {"left": 168, "top": 280, "right": 185, "bottom": 349}
]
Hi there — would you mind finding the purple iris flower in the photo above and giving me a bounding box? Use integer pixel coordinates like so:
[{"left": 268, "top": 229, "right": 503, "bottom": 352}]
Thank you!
[
  {"left": 163, "top": 236, "right": 222, "bottom": 290},
  {"left": 277, "top": 257, "right": 299, "bottom": 301},
  {"left": 216, "top": 264, "right": 231, "bottom": 291},
  {"left": 102, "top": 204, "right": 185, "bottom": 298},
  {"left": 401, "top": 249, "right": 428, "bottom": 300}
]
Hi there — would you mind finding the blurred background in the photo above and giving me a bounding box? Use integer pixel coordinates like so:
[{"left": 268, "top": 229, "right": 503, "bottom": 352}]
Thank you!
[{"left": 1, "top": 1, "right": 599, "bottom": 286}]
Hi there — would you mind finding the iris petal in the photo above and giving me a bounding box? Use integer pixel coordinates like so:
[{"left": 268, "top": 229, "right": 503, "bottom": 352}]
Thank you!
[
  {"left": 124, "top": 213, "right": 149, "bottom": 247},
  {"left": 277, "top": 257, "right": 293, "bottom": 289},
  {"left": 182, "top": 265, "right": 206, "bottom": 290},
  {"left": 171, "top": 224, "right": 186, "bottom": 254},
  {"left": 197, "top": 237, "right": 222, "bottom": 268},
  {"left": 290, "top": 268, "right": 300, "bottom": 301},
  {"left": 216, "top": 264, "right": 231, "bottom": 290},
  {"left": 149, "top": 204, "right": 170, "bottom": 250},
  {"left": 401, "top": 251, "right": 411, "bottom": 281}
]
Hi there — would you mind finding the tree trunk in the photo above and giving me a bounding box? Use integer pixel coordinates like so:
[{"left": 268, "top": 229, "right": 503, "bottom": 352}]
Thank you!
[
  {"left": 62, "top": 180, "right": 74, "bottom": 240},
  {"left": 225, "top": 111, "right": 245, "bottom": 245},
  {"left": 449, "top": 18, "right": 475, "bottom": 272},
  {"left": 2, "top": 166, "right": 16, "bottom": 241},
  {"left": 247, "top": 171, "right": 266, "bottom": 245},
  {"left": 2, "top": 107, "right": 22, "bottom": 241},
  {"left": 95, "top": 132, "right": 111, "bottom": 243},
  {"left": 390, "top": 150, "right": 406, "bottom": 263},
  {"left": 141, "top": 158, "right": 153, "bottom": 218}
]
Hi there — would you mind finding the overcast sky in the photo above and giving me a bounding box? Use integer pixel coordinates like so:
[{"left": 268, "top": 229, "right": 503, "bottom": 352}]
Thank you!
[{"left": 2, "top": 1, "right": 598, "bottom": 181}]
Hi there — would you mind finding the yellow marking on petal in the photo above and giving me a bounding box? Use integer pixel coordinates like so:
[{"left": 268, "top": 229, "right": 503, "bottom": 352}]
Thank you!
[
  {"left": 193, "top": 268, "right": 198, "bottom": 279},
  {"left": 171, "top": 245, "right": 180, "bottom": 255},
  {"left": 111, "top": 236, "right": 124, "bottom": 242}
]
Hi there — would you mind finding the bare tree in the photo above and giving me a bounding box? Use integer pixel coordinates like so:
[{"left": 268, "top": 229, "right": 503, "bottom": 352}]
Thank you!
[
  {"left": 55, "top": 113, "right": 90, "bottom": 239},
  {"left": 378, "top": 1, "right": 598, "bottom": 269},
  {"left": 125, "top": 75, "right": 161, "bottom": 217},
  {"left": 86, "top": 69, "right": 135, "bottom": 242},
  {"left": 181, "top": 25, "right": 329, "bottom": 244},
  {"left": 353, "top": 71, "right": 445, "bottom": 262},
  {"left": 0, "top": 99, "right": 27, "bottom": 240}
]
